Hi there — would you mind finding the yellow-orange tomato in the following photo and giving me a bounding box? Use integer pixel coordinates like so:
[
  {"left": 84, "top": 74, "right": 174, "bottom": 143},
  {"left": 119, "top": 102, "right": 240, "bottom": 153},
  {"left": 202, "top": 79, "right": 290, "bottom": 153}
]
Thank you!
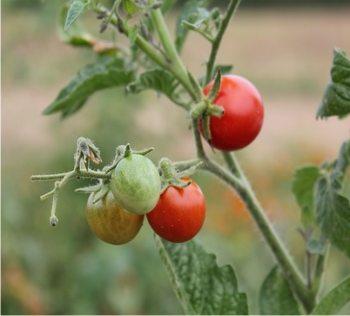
[{"left": 86, "top": 191, "right": 144, "bottom": 245}]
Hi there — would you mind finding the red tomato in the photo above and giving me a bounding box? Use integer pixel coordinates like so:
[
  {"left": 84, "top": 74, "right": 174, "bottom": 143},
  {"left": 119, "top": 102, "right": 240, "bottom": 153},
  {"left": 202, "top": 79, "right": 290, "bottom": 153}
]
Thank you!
[
  {"left": 201, "top": 74, "right": 264, "bottom": 151},
  {"left": 146, "top": 180, "right": 206, "bottom": 243}
]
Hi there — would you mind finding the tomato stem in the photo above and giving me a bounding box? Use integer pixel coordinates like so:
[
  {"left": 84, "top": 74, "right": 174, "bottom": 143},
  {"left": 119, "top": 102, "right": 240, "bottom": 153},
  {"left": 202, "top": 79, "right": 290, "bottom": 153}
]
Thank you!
[
  {"left": 31, "top": 170, "right": 111, "bottom": 181},
  {"left": 205, "top": 0, "right": 241, "bottom": 84},
  {"left": 216, "top": 152, "right": 315, "bottom": 313}
]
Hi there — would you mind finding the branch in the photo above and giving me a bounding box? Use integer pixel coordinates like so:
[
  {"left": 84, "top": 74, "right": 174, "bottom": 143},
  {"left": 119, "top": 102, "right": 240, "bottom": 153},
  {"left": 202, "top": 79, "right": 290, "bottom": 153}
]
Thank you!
[
  {"left": 219, "top": 152, "right": 314, "bottom": 312},
  {"left": 205, "top": 0, "right": 241, "bottom": 83},
  {"left": 31, "top": 169, "right": 110, "bottom": 181}
]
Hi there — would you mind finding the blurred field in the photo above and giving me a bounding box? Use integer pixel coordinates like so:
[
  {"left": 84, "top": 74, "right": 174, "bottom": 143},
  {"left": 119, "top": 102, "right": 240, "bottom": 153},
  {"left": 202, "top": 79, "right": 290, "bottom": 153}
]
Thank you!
[{"left": 2, "top": 1, "right": 350, "bottom": 314}]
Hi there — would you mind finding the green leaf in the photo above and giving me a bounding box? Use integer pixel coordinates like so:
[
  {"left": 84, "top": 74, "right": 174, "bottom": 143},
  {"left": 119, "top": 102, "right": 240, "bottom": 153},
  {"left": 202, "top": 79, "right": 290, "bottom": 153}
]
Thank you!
[
  {"left": 317, "top": 48, "right": 350, "bottom": 119},
  {"left": 312, "top": 276, "right": 350, "bottom": 315},
  {"left": 155, "top": 236, "right": 248, "bottom": 315},
  {"left": 161, "top": 0, "right": 175, "bottom": 13},
  {"left": 315, "top": 179, "right": 350, "bottom": 257},
  {"left": 175, "top": 0, "right": 208, "bottom": 52},
  {"left": 64, "top": 0, "right": 88, "bottom": 31},
  {"left": 315, "top": 140, "right": 350, "bottom": 257},
  {"left": 127, "top": 69, "right": 185, "bottom": 105},
  {"left": 59, "top": 5, "right": 94, "bottom": 47},
  {"left": 292, "top": 166, "right": 321, "bottom": 227},
  {"left": 44, "top": 56, "right": 135, "bottom": 118},
  {"left": 122, "top": 0, "right": 142, "bottom": 15},
  {"left": 259, "top": 266, "right": 301, "bottom": 315}
]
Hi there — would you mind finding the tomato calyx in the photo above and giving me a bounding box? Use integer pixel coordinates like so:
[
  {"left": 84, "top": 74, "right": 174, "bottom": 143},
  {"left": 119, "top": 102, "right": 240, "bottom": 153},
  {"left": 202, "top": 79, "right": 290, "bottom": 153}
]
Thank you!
[
  {"left": 76, "top": 180, "right": 110, "bottom": 204},
  {"left": 158, "top": 158, "right": 203, "bottom": 193},
  {"left": 104, "top": 143, "right": 154, "bottom": 173},
  {"left": 191, "top": 71, "right": 224, "bottom": 142}
]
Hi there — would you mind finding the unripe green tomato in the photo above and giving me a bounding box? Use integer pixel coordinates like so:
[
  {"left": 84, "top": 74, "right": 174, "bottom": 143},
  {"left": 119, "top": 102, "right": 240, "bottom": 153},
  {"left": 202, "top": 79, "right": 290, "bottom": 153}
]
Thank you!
[
  {"left": 86, "top": 191, "right": 144, "bottom": 245},
  {"left": 110, "top": 154, "right": 161, "bottom": 215}
]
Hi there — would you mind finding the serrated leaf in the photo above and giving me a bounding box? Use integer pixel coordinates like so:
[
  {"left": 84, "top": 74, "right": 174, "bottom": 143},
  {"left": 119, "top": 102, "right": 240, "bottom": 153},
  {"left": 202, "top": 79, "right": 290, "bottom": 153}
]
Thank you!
[
  {"left": 175, "top": 0, "right": 208, "bottom": 52},
  {"left": 44, "top": 56, "right": 135, "bottom": 118},
  {"left": 312, "top": 276, "right": 350, "bottom": 315},
  {"left": 155, "top": 236, "right": 248, "bottom": 315},
  {"left": 292, "top": 166, "right": 320, "bottom": 227},
  {"left": 64, "top": 0, "right": 87, "bottom": 31},
  {"left": 259, "top": 266, "right": 301, "bottom": 315},
  {"left": 317, "top": 48, "right": 350, "bottom": 119},
  {"left": 59, "top": 5, "right": 94, "bottom": 47},
  {"left": 315, "top": 140, "right": 350, "bottom": 257},
  {"left": 127, "top": 69, "right": 183, "bottom": 104},
  {"left": 316, "top": 179, "right": 350, "bottom": 257}
]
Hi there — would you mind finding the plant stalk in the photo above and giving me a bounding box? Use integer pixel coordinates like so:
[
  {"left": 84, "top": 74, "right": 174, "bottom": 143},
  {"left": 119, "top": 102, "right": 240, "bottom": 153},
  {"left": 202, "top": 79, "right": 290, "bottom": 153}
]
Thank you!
[
  {"left": 205, "top": 0, "right": 241, "bottom": 83},
  {"left": 218, "top": 152, "right": 314, "bottom": 312},
  {"left": 149, "top": 8, "right": 199, "bottom": 101}
]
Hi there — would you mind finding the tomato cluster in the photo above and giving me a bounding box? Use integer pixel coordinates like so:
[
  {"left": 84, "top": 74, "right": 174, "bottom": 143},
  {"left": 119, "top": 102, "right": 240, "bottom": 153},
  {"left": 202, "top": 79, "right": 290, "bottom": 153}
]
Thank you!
[
  {"left": 86, "top": 74, "right": 263, "bottom": 246},
  {"left": 86, "top": 153, "right": 206, "bottom": 245}
]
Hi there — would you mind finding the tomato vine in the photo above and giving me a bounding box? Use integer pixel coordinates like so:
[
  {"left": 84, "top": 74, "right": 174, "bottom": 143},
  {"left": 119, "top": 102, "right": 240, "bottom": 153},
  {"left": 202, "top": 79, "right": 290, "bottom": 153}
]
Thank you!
[{"left": 31, "top": 0, "right": 350, "bottom": 314}]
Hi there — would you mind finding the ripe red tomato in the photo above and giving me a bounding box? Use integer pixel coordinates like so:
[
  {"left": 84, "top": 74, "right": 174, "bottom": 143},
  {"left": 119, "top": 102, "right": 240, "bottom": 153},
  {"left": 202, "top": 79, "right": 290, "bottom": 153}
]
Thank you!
[
  {"left": 147, "top": 180, "right": 206, "bottom": 243},
  {"left": 201, "top": 74, "right": 264, "bottom": 151}
]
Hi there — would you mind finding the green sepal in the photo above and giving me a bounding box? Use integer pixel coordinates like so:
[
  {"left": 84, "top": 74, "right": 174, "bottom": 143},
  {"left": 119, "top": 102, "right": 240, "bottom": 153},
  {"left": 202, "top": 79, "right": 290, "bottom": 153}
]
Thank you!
[
  {"left": 208, "top": 69, "right": 222, "bottom": 101},
  {"left": 75, "top": 184, "right": 102, "bottom": 194},
  {"left": 92, "top": 184, "right": 109, "bottom": 204}
]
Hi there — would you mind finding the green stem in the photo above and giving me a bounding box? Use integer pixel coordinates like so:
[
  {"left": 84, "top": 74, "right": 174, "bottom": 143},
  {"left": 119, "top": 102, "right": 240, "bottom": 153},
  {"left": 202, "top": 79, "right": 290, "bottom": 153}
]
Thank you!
[
  {"left": 95, "top": 4, "right": 199, "bottom": 102},
  {"left": 222, "top": 151, "right": 242, "bottom": 178},
  {"left": 150, "top": 8, "right": 199, "bottom": 101},
  {"left": 205, "top": 0, "right": 241, "bottom": 83},
  {"left": 218, "top": 152, "right": 313, "bottom": 312},
  {"left": 192, "top": 118, "right": 206, "bottom": 159},
  {"left": 31, "top": 169, "right": 111, "bottom": 181},
  {"left": 312, "top": 244, "right": 329, "bottom": 297},
  {"left": 174, "top": 159, "right": 202, "bottom": 171}
]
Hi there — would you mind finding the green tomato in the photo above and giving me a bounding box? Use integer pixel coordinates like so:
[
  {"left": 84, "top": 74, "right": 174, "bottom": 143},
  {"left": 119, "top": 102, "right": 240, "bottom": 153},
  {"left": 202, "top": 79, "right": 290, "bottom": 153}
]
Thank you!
[{"left": 110, "top": 154, "right": 161, "bottom": 215}]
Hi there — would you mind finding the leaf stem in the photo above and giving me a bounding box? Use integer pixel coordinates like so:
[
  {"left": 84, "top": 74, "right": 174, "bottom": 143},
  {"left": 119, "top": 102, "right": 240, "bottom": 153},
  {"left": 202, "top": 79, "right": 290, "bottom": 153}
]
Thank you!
[{"left": 205, "top": 0, "right": 241, "bottom": 83}]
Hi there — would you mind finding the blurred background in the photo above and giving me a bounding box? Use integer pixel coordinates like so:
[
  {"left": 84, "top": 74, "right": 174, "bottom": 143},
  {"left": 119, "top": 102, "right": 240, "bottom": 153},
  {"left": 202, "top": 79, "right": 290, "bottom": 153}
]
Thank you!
[{"left": 2, "top": 0, "right": 350, "bottom": 314}]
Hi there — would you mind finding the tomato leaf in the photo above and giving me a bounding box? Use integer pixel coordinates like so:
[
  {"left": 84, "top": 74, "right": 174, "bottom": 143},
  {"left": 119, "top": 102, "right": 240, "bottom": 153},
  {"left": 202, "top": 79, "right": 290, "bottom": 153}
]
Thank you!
[
  {"left": 311, "top": 276, "right": 350, "bottom": 315},
  {"left": 292, "top": 165, "right": 320, "bottom": 227},
  {"left": 259, "top": 266, "right": 301, "bottom": 315},
  {"left": 161, "top": 0, "right": 175, "bottom": 13},
  {"left": 59, "top": 5, "right": 94, "bottom": 47},
  {"left": 64, "top": 0, "right": 88, "bottom": 31},
  {"left": 44, "top": 56, "right": 135, "bottom": 118},
  {"left": 175, "top": 0, "right": 209, "bottom": 52},
  {"left": 127, "top": 69, "right": 188, "bottom": 107},
  {"left": 317, "top": 48, "right": 350, "bottom": 119},
  {"left": 315, "top": 140, "right": 350, "bottom": 257},
  {"left": 155, "top": 236, "right": 248, "bottom": 315},
  {"left": 122, "top": 0, "right": 142, "bottom": 16}
]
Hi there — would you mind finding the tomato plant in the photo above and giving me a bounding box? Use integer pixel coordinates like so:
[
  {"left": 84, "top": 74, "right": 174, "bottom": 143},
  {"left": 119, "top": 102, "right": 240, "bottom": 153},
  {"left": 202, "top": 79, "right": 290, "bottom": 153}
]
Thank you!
[
  {"left": 30, "top": 0, "right": 350, "bottom": 315},
  {"left": 86, "top": 191, "right": 144, "bottom": 245},
  {"left": 147, "top": 179, "right": 206, "bottom": 243},
  {"left": 201, "top": 75, "right": 264, "bottom": 151}
]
